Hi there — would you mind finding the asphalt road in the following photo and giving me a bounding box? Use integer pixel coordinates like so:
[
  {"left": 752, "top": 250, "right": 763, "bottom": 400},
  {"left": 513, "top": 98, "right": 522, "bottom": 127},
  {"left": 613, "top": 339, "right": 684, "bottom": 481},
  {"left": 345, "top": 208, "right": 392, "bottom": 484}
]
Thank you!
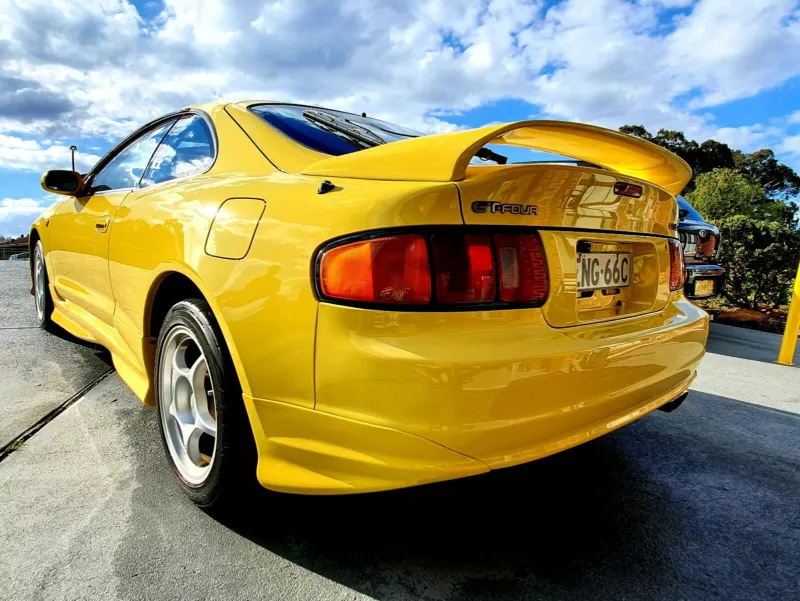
[{"left": 1, "top": 262, "right": 798, "bottom": 601}]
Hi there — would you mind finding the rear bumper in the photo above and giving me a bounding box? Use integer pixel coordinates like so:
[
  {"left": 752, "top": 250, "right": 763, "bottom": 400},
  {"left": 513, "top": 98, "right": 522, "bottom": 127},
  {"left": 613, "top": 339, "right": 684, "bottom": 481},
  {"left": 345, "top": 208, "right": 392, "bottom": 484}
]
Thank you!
[
  {"left": 684, "top": 264, "right": 726, "bottom": 299},
  {"left": 245, "top": 295, "right": 709, "bottom": 494}
]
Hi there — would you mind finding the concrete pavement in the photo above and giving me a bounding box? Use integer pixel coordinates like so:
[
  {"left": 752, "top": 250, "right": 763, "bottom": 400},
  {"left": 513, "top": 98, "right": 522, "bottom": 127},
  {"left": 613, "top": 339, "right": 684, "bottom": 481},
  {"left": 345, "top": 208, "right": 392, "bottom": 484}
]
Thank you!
[{"left": 0, "top": 262, "right": 112, "bottom": 449}]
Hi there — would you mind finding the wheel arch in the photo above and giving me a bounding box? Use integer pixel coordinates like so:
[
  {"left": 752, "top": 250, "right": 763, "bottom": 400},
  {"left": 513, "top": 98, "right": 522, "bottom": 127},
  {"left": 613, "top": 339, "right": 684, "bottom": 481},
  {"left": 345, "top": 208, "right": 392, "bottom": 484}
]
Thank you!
[{"left": 143, "top": 265, "right": 252, "bottom": 399}]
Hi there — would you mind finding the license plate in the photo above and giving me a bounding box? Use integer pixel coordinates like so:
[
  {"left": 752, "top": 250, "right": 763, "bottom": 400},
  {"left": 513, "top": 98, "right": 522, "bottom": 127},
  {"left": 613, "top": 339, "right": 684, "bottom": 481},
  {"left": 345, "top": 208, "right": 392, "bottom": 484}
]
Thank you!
[
  {"left": 695, "top": 279, "right": 715, "bottom": 296},
  {"left": 577, "top": 252, "right": 631, "bottom": 291}
]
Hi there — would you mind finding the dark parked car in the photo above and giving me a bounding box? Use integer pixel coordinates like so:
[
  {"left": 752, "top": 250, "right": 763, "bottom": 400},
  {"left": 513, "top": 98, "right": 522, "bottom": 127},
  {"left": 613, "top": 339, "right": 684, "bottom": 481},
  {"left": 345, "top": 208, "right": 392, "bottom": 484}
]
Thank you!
[{"left": 678, "top": 195, "right": 725, "bottom": 299}]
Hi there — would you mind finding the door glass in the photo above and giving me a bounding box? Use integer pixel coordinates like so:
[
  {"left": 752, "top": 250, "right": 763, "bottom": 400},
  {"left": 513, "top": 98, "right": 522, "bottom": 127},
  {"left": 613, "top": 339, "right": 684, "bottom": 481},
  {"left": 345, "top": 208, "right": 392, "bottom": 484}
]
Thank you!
[
  {"left": 92, "top": 122, "right": 174, "bottom": 192},
  {"left": 141, "top": 115, "right": 215, "bottom": 187}
]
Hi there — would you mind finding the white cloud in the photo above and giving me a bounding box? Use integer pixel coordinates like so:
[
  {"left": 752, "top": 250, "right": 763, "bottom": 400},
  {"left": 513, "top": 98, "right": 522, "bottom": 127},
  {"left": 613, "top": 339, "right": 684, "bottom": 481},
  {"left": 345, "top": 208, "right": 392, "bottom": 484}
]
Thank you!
[
  {"left": 0, "top": 0, "right": 798, "bottom": 164},
  {"left": 778, "top": 134, "right": 800, "bottom": 156},
  {"left": 777, "top": 134, "right": 800, "bottom": 174},
  {"left": 0, "top": 197, "right": 52, "bottom": 237},
  {"left": 670, "top": 0, "right": 800, "bottom": 109},
  {"left": 712, "top": 124, "right": 785, "bottom": 153},
  {"left": 0, "top": 135, "right": 100, "bottom": 172}
]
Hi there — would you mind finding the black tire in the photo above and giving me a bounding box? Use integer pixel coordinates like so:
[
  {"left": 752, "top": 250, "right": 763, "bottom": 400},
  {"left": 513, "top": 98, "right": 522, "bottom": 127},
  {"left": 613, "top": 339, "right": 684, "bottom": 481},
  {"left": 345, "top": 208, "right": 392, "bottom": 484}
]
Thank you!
[
  {"left": 32, "top": 240, "right": 56, "bottom": 332},
  {"left": 154, "top": 298, "right": 257, "bottom": 511}
]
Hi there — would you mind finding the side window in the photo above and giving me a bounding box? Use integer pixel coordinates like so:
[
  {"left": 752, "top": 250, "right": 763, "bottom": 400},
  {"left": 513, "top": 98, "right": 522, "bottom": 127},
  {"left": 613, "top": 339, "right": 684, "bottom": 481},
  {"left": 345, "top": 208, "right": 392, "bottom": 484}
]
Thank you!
[
  {"left": 141, "top": 115, "right": 215, "bottom": 187},
  {"left": 91, "top": 122, "right": 174, "bottom": 192}
]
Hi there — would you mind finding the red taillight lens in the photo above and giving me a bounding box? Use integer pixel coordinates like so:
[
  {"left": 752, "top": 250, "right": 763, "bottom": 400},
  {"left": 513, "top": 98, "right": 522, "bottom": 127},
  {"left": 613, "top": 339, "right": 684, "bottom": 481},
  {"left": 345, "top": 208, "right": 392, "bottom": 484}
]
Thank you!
[
  {"left": 318, "top": 229, "right": 550, "bottom": 308},
  {"left": 494, "top": 233, "right": 549, "bottom": 303},
  {"left": 319, "top": 234, "right": 431, "bottom": 304},
  {"left": 669, "top": 238, "right": 685, "bottom": 291},
  {"left": 431, "top": 233, "right": 496, "bottom": 303}
]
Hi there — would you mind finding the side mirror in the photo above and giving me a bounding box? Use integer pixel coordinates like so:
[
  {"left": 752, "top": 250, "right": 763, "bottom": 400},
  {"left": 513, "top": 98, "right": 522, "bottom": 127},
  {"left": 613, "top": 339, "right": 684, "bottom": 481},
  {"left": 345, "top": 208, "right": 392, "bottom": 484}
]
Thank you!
[{"left": 41, "top": 170, "right": 84, "bottom": 196}]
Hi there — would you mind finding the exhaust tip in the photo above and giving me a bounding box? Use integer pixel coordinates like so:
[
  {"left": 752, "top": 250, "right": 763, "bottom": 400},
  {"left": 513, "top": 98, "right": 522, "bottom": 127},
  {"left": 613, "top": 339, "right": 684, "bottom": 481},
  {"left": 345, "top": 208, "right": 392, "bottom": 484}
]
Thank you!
[{"left": 658, "top": 391, "right": 689, "bottom": 413}]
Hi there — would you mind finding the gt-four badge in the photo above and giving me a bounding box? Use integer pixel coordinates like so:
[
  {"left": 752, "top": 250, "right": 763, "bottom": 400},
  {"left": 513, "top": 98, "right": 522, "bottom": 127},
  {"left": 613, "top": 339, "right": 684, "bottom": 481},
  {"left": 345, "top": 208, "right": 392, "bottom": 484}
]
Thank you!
[{"left": 471, "top": 201, "right": 538, "bottom": 216}]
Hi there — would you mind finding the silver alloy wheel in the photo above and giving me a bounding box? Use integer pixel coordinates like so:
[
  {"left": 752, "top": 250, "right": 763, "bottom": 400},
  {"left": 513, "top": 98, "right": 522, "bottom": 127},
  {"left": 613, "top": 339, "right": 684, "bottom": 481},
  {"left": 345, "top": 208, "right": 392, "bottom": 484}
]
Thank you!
[
  {"left": 158, "top": 325, "right": 218, "bottom": 485},
  {"left": 34, "top": 245, "right": 46, "bottom": 323}
]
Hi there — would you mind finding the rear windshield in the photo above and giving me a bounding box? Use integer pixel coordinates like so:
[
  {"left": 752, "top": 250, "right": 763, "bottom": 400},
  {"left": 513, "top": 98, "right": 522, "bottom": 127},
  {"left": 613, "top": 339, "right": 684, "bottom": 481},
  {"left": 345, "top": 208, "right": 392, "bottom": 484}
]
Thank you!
[
  {"left": 249, "top": 104, "right": 421, "bottom": 156},
  {"left": 249, "top": 103, "right": 577, "bottom": 167}
]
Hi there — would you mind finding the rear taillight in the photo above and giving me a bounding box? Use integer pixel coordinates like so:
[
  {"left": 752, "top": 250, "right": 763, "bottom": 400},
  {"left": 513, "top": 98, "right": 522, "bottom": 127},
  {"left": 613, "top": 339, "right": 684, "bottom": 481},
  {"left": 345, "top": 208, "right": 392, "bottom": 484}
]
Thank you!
[
  {"left": 317, "top": 230, "right": 549, "bottom": 309},
  {"left": 431, "top": 233, "right": 495, "bottom": 303},
  {"left": 319, "top": 234, "right": 431, "bottom": 304},
  {"left": 494, "top": 233, "right": 549, "bottom": 303},
  {"left": 669, "top": 238, "right": 685, "bottom": 291}
]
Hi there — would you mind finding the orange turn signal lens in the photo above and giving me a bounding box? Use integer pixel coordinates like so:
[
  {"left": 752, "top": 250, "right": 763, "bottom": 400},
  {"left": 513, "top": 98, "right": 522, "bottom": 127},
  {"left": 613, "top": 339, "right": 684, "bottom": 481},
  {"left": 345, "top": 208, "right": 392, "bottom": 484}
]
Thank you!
[{"left": 319, "top": 235, "right": 431, "bottom": 304}]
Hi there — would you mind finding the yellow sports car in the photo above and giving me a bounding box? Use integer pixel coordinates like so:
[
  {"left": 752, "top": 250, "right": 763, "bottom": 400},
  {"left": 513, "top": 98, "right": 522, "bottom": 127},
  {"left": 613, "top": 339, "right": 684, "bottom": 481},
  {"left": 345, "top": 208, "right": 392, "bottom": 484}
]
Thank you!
[{"left": 32, "top": 101, "right": 708, "bottom": 508}]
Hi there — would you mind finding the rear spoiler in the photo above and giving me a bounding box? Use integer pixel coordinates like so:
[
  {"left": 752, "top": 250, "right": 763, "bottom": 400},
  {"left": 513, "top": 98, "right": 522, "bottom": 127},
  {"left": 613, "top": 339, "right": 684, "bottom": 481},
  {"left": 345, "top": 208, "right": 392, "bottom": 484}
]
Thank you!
[{"left": 301, "top": 120, "right": 692, "bottom": 196}]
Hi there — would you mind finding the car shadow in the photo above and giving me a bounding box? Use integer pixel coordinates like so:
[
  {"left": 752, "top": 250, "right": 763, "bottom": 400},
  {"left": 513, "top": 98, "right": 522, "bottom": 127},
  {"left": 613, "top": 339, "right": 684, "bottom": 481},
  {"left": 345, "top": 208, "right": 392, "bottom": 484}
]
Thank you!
[
  {"left": 117, "top": 389, "right": 799, "bottom": 601},
  {"left": 219, "top": 431, "right": 681, "bottom": 599},
  {"left": 209, "top": 390, "right": 799, "bottom": 600},
  {"left": 48, "top": 321, "right": 114, "bottom": 367}
]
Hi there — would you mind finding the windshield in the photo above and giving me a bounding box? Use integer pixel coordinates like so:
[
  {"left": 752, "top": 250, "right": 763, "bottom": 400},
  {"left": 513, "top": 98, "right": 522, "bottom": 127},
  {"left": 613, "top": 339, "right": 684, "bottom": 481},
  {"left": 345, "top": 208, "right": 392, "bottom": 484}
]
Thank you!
[{"left": 249, "top": 104, "right": 422, "bottom": 156}]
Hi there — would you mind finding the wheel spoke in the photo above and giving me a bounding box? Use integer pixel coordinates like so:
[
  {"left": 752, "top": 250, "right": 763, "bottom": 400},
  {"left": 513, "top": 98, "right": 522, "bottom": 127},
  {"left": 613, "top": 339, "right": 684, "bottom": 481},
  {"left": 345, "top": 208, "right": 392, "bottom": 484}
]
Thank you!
[
  {"left": 187, "top": 355, "right": 216, "bottom": 437},
  {"left": 182, "top": 424, "right": 204, "bottom": 466},
  {"left": 158, "top": 326, "right": 218, "bottom": 482},
  {"left": 172, "top": 347, "right": 191, "bottom": 379},
  {"left": 188, "top": 355, "right": 207, "bottom": 402},
  {"left": 195, "top": 407, "right": 216, "bottom": 437},
  {"left": 168, "top": 397, "right": 182, "bottom": 424}
]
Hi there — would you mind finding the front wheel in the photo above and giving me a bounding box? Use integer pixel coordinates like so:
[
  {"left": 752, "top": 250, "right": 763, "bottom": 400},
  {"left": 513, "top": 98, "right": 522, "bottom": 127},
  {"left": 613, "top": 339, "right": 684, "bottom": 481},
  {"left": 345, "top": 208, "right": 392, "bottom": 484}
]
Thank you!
[
  {"left": 154, "top": 299, "right": 257, "bottom": 510},
  {"left": 32, "top": 240, "right": 55, "bottom": 332}
]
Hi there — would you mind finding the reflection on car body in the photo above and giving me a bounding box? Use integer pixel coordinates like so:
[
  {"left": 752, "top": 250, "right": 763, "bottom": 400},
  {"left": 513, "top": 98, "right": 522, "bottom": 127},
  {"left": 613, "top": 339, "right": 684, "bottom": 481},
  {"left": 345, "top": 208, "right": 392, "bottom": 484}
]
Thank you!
[
  {"left": 29, "top": 102, "right": 708, "bottom": 509},
  {"left": 677, "top": 195, "right": 726, "bottom": 299}
]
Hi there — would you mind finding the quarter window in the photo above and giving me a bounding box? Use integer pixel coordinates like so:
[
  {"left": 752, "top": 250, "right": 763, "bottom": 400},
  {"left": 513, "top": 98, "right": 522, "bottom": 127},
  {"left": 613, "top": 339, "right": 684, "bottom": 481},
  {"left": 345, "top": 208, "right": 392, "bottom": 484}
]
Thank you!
[
  {"left": 141, "top": 115, "right": 215, "bottom": 187},
  {"left": 91, "top": 122, "right": 174, "bottom": 192}
]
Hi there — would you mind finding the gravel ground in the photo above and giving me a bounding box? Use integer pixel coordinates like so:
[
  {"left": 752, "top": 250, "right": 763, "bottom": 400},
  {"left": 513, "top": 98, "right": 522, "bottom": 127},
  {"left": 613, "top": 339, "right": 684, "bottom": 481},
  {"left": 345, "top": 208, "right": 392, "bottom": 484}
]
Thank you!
[{"left": 0, "top": 262, "right": 798, "bottom": 601}]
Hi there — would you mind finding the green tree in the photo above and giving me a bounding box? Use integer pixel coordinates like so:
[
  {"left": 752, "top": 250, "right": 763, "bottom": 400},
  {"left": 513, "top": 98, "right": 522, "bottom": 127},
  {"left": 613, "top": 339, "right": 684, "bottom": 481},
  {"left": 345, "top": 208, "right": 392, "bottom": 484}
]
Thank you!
[
  {"left": 695, "top": 139, "right": 735, "bottom": 176},
  {"left": 716, "top": 216, "right": 800, "bottom": 309},
  {"left": 619, "top": 125, "right": 800, "bottom": 311},
  {"left": 651, "top": 129, "right": 697, "bottom": 159},
  {"left": 618, "top": 125, "right": 734, "bottom": 192},
  {"left": 687, "top": 169, "right": 771, "bottom": 221},
  {"left": 618, "top": 124, "right": 652, "bottom": 139},
  {"left": 620, "top": 124, "right": 799, "bottom": 197},
  {"left": 688, "top": 168, "right": 798, "bottom": 228},
  {"left": 687, "top": 169, "right": 800, "bottom": 309},
  {"left": 733, "top": 149, "right": 800, "bottom": 200}
]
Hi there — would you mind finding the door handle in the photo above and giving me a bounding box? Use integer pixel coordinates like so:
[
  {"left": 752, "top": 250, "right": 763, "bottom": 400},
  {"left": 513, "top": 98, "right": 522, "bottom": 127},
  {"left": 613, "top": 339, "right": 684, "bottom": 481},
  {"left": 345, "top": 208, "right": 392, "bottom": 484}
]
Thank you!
[{"left": 95, "top": 216, "right": 111, "bottom": 234}]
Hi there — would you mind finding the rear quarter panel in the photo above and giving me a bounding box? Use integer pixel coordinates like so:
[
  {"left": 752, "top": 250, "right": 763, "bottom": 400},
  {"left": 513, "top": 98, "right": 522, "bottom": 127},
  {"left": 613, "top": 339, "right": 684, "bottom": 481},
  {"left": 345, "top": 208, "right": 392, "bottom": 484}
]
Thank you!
[{"left": 108, "top": 163, "right": 462, "bottom": 409}]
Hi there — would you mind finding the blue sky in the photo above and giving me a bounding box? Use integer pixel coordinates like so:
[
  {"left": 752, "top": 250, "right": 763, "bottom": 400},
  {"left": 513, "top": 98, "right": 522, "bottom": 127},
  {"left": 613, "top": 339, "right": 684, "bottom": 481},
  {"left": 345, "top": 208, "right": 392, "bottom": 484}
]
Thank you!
[{"left": 2, "top": 0, "right": 800, "bottom": 237}]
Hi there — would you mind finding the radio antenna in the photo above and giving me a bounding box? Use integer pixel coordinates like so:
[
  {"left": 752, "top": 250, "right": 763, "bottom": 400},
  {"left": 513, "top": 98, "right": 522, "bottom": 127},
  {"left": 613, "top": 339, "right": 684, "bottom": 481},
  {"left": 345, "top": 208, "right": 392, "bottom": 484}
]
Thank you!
[{"left": 70, "top": 145, "right": 77, "bottom": 171}]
